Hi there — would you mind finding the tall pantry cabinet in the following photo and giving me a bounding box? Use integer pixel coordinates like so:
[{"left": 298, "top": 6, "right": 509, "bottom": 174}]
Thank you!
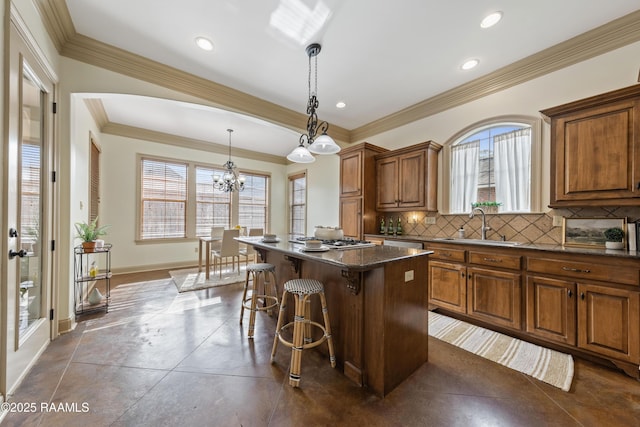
[{"left": 339, "top": 143, "right": 388, "bottom": 239}]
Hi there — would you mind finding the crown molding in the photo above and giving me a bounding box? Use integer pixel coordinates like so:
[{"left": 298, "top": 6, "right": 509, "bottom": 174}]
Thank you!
[
  {"left": 36, "top": 1, "right": 640, "bottom": 144},
  {"left": 101, "top": 122, "right": 288, "bottom": 165},
  {"left": 350, "top": 9, "right": 640, "bottom": 141},
  {"left": 83, "top": 98, "right": 109, "bottom": 128}
]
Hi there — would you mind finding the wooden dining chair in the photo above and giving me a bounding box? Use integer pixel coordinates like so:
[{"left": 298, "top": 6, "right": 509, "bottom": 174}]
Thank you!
[{"left": 212, "top": 228, "right": 240, "bottom": 278}]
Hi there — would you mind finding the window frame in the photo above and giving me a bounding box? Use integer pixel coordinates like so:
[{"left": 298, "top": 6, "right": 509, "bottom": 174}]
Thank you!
[
  {"left": 442, "top": 115, "right": 542, "bottom": 214},
  {"left": 136, "top": 154, "right": 271, "bottom": 242},
  {"left": 288, "top": 171, "right": 307, "bottom": 237}
]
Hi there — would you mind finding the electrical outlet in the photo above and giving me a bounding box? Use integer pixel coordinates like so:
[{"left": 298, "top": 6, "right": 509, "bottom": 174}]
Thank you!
[
  {"left": 404, "top": 270, "right": 414, "bottom": 282},
  {"left": 425, "top": 216, "right": 436, "bottom": 225},
  {"left": 194, "top": 247, "right": 199, "bottom": 253},
  {"left": 553, "top": 215, "right": 563, "bottom": 227}
]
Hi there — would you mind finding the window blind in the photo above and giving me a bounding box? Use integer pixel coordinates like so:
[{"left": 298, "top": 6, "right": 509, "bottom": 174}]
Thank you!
[{"left": 140, "top": 158, "right": 188, "bottom": 239}]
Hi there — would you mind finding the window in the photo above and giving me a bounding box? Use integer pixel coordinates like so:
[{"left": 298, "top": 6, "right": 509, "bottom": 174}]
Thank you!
[
  {"left": 139, "top": 156, "right": 270, "bottom": 240},
  {"left": 140, "top": 158, "right": 188, "bottom": 239},
  {"left": 195, "top": 166, "right": 231, "bottom": 236},
  {"left": 289, "top": 172, "right": 306, "bottom": 236},
  {"left": 448, "top": 119, "right": 539, "bottom": 213},
  {"left": 239, "top": 173, "right": 269, "bottom": 231}
]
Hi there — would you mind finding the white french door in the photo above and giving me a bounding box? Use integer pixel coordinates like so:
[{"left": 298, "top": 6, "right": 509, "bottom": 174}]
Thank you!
[{"left": 2, "top": 22, "right": 56, "bottom": 396}]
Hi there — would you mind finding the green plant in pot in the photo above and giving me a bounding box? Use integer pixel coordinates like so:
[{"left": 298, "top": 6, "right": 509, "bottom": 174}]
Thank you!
[
  {"left": 75, "top": 217, "right": 109, "bottom": 252},
  {"left": 603, "top": 227, "right": 625, "bottom": 250}
]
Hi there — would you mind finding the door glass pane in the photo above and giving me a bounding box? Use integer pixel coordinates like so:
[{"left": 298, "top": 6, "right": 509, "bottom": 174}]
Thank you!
[{"left": 18, "top": 67, "right": 44, "bottom": 337}]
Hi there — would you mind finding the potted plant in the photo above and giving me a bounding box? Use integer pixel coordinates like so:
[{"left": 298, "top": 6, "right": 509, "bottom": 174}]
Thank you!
[
  {"left": 75, "top": 217, "right": 109, "bottom": 252},
  {"left": 603, "top": 227, "right": 625, "bottom": 250}
]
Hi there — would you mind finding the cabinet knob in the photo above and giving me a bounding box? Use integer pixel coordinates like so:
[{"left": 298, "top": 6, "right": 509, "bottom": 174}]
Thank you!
[
  {"left": 580, "top": 292, "right": 585, "bottom": 300},
  {"left": 461, "top": 272, "right": 465, "bottom": 278},
  {"left": 567, "top": 289, "right": 572, "bottom": 298}
]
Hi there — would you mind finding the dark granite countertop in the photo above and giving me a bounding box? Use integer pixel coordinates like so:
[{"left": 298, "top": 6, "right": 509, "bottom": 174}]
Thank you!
[
  {"left": 237, "top": 236, "right": 432, "bottom": 271},
  {"left": 365, "top": 234, "right": 640, "bottom": 259}
]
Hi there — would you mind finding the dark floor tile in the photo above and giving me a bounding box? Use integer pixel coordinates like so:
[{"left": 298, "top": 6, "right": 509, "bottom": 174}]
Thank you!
[{"left": 3, "top": 271, "right": 640, "bottom": 427}]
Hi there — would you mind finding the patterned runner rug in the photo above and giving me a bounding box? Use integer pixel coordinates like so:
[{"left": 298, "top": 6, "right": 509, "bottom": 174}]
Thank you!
[{"left": 428, "top": 311, "right": 574, "bottom": 391}]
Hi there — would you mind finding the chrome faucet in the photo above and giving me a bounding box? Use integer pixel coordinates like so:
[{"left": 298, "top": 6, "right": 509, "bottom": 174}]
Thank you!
[{"left": 469, "top": 207, "right": 491, "bottom": 240}]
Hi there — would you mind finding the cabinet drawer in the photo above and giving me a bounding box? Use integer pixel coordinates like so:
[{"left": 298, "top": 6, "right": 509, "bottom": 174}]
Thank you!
[
  {"left": 469, "top": 251, "right": 521, "bottom": 270},
  {"left": 527, "top": 257, "right": 639, "bottom": 286},
  {"left": 427, "top": 246, "right": 466, "bottom": 262}
]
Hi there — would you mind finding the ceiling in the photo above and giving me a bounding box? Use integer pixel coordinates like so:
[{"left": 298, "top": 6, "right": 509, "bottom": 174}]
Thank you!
[{"left": 56, "top": 0, "right": 640, "bottom": 159}]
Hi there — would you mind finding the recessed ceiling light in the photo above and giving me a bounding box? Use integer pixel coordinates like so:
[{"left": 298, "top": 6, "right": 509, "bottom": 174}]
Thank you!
[
  {"left": 461, "top": 59, "right": 479, "bottom": 70},
  {"left": 195, "top": 37, "right": 214, "bottom": 51},
  {"left": 336, "top": 101, "right": 346, "bottom": 109},
  {"left": 481, "top": 11, "right": 503, "bottom": 29}
]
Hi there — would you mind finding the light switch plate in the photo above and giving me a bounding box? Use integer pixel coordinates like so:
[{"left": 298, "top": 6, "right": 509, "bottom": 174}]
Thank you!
[
  {"left": 425, "top": 216, "right": 436, "bottom": 225},
  {"left": 553, "top": 215, "right": 563, "bottom": 227},
  {"left": 404, "top": 270, "right": 414, "bottom": 282}
]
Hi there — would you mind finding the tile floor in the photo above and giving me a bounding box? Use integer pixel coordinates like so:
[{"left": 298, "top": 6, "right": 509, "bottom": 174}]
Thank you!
[{"left": 2, "top": 269, "right": 640, "bottom": 426}]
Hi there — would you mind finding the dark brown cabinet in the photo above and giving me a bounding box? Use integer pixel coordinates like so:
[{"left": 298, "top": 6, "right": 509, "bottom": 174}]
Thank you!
[
  {"left": 375, "top": 141, "right": 441, "bottom": 211},
  {"left": 429, "top": 260, "right": 467, "bottom": 313},
  {"left": 339, "top": 143, "right": 387, "bottom": 239},
  {"left": 541, "top": 84, "right": 640, "bottom": 207},
  {"left": 526, "top": 254, "right": 640, "bottom": 375},
  {"left": 427, "top": 240, "right": 640, "bottom": 378}
]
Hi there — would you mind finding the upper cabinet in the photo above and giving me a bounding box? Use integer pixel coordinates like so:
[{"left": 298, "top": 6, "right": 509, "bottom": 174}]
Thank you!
[
  {"left": 541, "top": 84, "right": 640, "bottom": 207},
  {"left": 339, "top": 143, "right": 388, "bottom": 239},
  {"left": 375, "top": 141, "right": 442, "bottom": 211}
]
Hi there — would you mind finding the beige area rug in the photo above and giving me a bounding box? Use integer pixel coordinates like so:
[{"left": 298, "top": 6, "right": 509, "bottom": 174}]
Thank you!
[
  {"left": 170, "top": 266, "right": 246, "bottom": 293},
  {"left": 428, "top": 311, "right": 574, "bottom": 391}
]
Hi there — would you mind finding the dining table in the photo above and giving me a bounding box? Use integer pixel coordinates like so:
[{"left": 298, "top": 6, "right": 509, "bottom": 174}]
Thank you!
[{"left": 198, "top": 236, "right": 222, "bottom": 279}]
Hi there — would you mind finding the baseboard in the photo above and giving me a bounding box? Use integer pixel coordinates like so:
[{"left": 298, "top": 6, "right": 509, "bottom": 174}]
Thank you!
[
  {"left": 111, "top": 261, "right": 195, "bottom": 275},
  {"left": 58, "top": 316, "right": 75, "bottom": 334}
]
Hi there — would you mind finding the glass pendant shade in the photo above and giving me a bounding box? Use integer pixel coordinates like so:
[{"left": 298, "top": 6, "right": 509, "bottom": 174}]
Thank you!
[
  {"left": 287, "top": 145, "right": 316, "bottom": 163},
  {"left": 308, "top": 133, "right": 340, "bottom": 154}
]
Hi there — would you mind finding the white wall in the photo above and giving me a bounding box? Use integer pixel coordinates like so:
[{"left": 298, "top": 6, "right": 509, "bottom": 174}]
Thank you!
[
  {"left": 358, "top": 41, "right": 640, "bottom": 212},
  {"left": 98, "top": 131, "right": 290, "bottom": 271},
  {"left": 56, "top": 38, "right": 640, "bottom": 323}
]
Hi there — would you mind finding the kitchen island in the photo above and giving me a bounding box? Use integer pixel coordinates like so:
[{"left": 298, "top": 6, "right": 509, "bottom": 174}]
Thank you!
[{"left": 237, "top": 236, "right": 432, "bottom": 396}]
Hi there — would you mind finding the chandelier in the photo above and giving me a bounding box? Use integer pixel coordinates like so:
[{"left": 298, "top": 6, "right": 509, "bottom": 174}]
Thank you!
[
  {"left": 213, "top": 129, "right": 245, "bottom": 192},
  {"left": 287, "top": 43, "right": 341, "bottom": 163}
]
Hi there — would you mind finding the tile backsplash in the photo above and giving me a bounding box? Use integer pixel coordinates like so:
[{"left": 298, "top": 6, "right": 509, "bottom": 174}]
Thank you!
[{"left": 380, "top": 207, "right": 640, "bottom": 244}]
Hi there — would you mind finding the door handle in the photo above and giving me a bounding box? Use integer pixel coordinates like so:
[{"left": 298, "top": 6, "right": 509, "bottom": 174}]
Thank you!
[{"left": 9, "top": 249, "right": 27, "bottom": 259}]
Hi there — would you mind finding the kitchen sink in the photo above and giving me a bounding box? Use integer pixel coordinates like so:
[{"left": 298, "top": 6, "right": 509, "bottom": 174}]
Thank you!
[{"left": 431, "top": 238, "right": 523, "bottom": 247}]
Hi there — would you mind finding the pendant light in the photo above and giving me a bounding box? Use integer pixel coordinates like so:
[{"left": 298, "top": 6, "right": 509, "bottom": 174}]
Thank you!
[
  {"left": 287, "top": 43, "right": 340, "bottom": 163},
  {"left": 213, "top": 129, "right": 245, "bottom": 192}
]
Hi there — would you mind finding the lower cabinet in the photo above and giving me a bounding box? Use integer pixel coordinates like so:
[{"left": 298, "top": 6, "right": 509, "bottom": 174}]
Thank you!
[
  {"left": 427, "top": 242, "right": 640, "bottom": 378},
  {"left": 577, "top": 283, "right": 639, "bottom": 363},
  {"left": 429, "top": 260, "right": 466, "bottom": 313},
  {"left": 467, "top": 267, "right": 521, "bottom": 330},
  {"left": 527, "top": 276, "right": 639, "bottom": 363},
  {"left": 526, "top": 275, "right": 577, "bottom": 346}
]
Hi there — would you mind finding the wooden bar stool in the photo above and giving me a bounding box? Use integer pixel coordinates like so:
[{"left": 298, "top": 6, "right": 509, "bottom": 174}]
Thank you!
[{"left": 271, "top": 278, "right": 336, "bottom": 387}]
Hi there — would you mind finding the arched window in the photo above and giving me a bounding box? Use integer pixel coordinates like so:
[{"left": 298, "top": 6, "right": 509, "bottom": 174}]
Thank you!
[{"left": 445, "top": 117, "right": 541, "bottom": 214}]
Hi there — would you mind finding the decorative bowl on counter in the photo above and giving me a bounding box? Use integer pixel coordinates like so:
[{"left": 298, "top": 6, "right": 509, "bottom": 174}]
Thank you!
[{"left": 314, "top": 226, "right": 344, "bottom": 240}]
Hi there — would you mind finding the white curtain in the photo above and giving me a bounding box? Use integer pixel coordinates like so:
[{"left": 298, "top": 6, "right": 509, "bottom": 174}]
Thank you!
[
  {"left": 450, "top": 141, "right": 479, "bottom": 213},
  {"left": 494, "top": 128, "right": 531, "bottom": 212}
]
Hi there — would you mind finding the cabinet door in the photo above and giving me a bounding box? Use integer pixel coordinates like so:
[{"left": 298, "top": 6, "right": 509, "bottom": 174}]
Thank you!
[
  {"left": 577, "top": 283, "right": 640, "bottom": 362},
  {"left": 553, "top": 99, "right": 640, "bottom": 204},
  {"left": 428, "top": 260, "right": 467, "bottom": 313},
  {"left": 525, "top": 275, "right": 576, "bottom": 346},
  {"left": 376, "top": 157, "right": 399, "bottom": 209},
  {"left": 340, "top": 197, "right": 362, "bottom": 239},
  {"left": 340, "top": 150, "right": 363, "bottom": 197},
  {"left": 467, "top": 267, "right": 521, "bottom": 330},
  {"left": 398, "top": 150, "right": 426, "bottom": 208}
]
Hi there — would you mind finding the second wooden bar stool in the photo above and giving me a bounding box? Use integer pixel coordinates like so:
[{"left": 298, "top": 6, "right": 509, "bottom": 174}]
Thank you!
[
  {"left": 240, "top": 263, "right": 279, "bottom": 339},
  {"left": 271, "top": 278, "right": 336, "bottom": 387}
]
